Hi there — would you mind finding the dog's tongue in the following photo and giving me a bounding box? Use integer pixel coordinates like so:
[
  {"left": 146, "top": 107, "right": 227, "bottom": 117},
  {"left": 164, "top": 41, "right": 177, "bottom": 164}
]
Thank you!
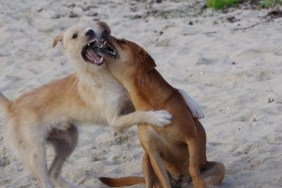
[{"left": 86, "top": 49, "right": 103, "bottom": 65}]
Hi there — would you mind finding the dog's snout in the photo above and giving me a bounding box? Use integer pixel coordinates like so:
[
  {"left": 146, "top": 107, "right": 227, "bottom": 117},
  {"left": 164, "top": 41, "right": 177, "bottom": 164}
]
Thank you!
[
  {"left": 85, "top": 29, "right": 95, "bottom": 37},
  {"left": 101, "top": 30, "right": 109, "bottom": 38}
]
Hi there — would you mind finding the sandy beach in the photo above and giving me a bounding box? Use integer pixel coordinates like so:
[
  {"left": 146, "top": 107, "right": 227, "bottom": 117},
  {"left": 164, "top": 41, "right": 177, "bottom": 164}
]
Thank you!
[{"left": 0, "top": 0, "right": 282, "bottom": 187}]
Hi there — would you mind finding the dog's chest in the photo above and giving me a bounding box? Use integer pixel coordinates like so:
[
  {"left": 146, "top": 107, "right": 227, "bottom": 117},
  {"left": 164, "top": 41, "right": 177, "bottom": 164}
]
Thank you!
[
  {"left": 76, "top": 76, "right": 127, "bottom": 125},
  {"left": 96, "top": 82, "right": 125, "bottom": 108}
]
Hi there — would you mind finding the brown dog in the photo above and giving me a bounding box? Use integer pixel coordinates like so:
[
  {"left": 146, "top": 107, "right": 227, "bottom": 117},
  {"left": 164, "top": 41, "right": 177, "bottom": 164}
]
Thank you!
[
  {"left": 0, "top": 23, "right": 176, "bottom": 188},
  {"left": 0, "top": 22, "right": 206, "bottom": 188},
  {"left": 91, "top": 23, "right": 225, "bottom": 188}
]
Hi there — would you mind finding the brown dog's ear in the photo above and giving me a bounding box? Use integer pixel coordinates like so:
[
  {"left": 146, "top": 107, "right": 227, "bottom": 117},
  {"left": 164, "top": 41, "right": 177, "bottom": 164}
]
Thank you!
[
  {"left": 138, "top": 48, "right": 156, "bottom": 72},
  {"left": 97, "top": 21, "right": 111, "bottom": 34},
  {"left": 52, "top": 33, "right": 63, "bottom": 48}
]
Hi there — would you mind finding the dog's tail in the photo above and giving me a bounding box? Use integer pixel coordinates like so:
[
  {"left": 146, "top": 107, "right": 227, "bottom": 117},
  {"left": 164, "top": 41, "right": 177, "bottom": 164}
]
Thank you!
[
  {"left": 0, "top": 93, "right": 12, "bottom": 114},
  {"left": 99, "top": 176, "right": 145, "bottom": 187}
]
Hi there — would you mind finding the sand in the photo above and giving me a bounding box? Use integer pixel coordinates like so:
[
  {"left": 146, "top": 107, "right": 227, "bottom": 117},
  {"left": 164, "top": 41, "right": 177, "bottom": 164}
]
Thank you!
[{"left": 0, "top": 0, "right": 282, "bottom": 187}]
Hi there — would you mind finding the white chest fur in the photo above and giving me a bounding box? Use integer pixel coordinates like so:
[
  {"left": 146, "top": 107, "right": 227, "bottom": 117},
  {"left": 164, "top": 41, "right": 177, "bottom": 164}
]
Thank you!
[{"left": 76, "top": 68, "right": 128, "bottom": 126}]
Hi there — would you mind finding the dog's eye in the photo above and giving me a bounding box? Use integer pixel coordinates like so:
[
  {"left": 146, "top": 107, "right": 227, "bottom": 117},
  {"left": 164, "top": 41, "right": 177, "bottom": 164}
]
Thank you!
[
  {"left": 72, "top": 33, "right": 78, "bottom": 39},
  {"left": 120, "top": 39, "right": 127, "bottom": 44}
]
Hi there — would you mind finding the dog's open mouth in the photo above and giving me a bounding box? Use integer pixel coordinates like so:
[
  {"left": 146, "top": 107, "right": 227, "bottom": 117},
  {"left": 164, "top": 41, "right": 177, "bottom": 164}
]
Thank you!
[
  {"left": 94, "top": 36, "right": 118, "bottom": 59},
  {"left": 81, "top": 39, "right": 104, "bottom": 66},
  {"left": 81, "top": 35, "right": 118, "bottom": 65}
]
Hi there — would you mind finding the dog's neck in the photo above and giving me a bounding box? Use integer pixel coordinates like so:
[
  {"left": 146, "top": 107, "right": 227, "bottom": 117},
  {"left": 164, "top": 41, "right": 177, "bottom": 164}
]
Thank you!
[
  {"left": 73, "top": 62, "right": 116, "bottom": 87},
  {"left": 124, "top": 69, "right": 175, "bottom": 110},
  {"left": 73, "top": 63, "right": 123, "bottom": 106}
]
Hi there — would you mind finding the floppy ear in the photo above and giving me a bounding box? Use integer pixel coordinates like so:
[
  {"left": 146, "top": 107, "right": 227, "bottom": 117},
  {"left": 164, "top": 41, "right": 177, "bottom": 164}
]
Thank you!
[
  {"left": 52, "top": 33, "right": 63, "bottom": 48},
  {"left": 138, "top": 48, "right": 156, "bottom": 73}
]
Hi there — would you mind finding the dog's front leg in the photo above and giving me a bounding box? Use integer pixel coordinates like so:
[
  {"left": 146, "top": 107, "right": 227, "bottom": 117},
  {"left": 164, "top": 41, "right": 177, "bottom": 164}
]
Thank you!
[
  {"left": 186, "top": 137, "right": 207, "bottom": 188},
  {"left": 147, "top": 152, "right": 171, "bottom": 188},
  {"left": 108, "top": 110, "right": 172, "bottom": 131},
  {"left": 139, "top": 131, "right": 171, "bottom": 188},
  {"left": 142, "top": 153, "right": 157, "bottom": 188}
]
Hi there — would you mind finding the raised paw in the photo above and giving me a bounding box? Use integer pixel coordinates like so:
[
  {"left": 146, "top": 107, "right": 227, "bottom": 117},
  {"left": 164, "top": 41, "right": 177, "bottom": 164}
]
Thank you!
[
  {"left": 147, "top": 110, "right": 172, "bottom": 127},
  {"left": 178, "top": 89, "right": 205, "bottom": 119},
  {"left": 190, "top": 103, "right": 205, "bottom": 119}
]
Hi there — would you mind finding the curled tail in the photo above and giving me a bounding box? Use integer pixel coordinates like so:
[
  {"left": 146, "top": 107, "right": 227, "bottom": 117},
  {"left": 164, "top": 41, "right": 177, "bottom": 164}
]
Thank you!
[
  {"left": 0, "top": 93, "right": 11, "bottom": 114},
  {"left": 99, "top": 176, "right": 145, "bottom": 187}
]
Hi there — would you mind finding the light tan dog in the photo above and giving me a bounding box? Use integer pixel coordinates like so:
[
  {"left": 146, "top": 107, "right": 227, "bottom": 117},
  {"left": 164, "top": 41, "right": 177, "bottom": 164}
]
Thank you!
[
  {"left": 90, "top": 23, "right": 225, "bottom": 188},
  {"left": 0, "top": 22, "right": 204, "bottom": 188}
]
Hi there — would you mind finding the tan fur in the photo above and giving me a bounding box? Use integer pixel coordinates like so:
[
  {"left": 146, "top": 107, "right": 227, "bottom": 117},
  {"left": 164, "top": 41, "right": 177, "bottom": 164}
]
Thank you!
[
  {"left": 96, "top": 23, "right": 225, "bottom": 188},
  {"left": 0, "top": 23, "right": 176, "bottom": 188}
]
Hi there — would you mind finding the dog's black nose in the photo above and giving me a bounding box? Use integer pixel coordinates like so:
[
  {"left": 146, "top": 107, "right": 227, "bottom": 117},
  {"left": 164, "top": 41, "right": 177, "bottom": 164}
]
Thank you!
[{"left": 85, "top": 29, "right": 95, "bottom": 37}]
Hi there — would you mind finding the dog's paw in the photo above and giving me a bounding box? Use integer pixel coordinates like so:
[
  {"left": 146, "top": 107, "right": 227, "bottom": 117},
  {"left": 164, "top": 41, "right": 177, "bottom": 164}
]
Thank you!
[
  {"left": 51, "top": 176, "right": 81, "bottom": 188},
  {"left": 147, "top": 110, "right": 172, "bottom": 127},
  {"left": 189, "top": 102, "right": 205, "bottom": 119},
  {"left": 178, "top": 89, "right": 205, "bottom": 119}
]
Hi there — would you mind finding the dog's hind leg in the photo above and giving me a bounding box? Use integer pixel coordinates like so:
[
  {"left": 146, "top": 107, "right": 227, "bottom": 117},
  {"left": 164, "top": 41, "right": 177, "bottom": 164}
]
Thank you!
[
  {"left": 200, "top": 161, "right": 225, "bottom": 186},
  {"left": 47, "top": 124, "right": 79, "bottom": 188},
  {"left": 19, "top": 130, "right": 53, "bottom": 188},
  {"left": 193, "top": 119, "right": 225, "bottom": 185},
  {"left": 5, "top": 116, "right": 53, "bottom": 188}
]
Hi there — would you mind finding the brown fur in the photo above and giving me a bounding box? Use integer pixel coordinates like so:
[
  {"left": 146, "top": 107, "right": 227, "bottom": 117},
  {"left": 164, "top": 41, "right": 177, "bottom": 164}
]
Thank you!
[
  {"left": 96, "top": 23, "right": 225, "bottom": 188},
  {"left": 0, "top": 23, "right": 177, "bottom": 188}
]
